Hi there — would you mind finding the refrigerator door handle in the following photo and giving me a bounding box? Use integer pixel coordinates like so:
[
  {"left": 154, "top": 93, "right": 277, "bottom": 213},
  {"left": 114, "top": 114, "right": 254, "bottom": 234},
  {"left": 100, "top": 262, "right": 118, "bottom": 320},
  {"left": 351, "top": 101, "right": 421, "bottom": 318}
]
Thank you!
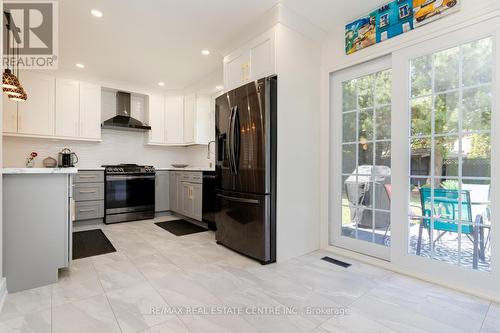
[
  {"left": 227, "top": 107, "right": 235, "bottom": 174},
  {"left": 229, "top": 106, "right": 238, "bottom": 175},
  {"left": 217, "top": 194, "right": 260, "bottom": 205},
  {"left": 233, "top": 105, "right": 240, "bottom": 174}
]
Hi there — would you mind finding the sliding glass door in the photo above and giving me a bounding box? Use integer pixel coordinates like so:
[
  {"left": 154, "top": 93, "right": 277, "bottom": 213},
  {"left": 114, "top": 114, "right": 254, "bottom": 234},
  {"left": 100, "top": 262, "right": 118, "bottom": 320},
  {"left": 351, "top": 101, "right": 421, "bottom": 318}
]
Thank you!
[
  {"left": 330, "top": 16, "right": 500, "bottom": 295},
  {"left": 330, "top": 57, "right": 392, "bottom": 260},
  {"left": 407, "top": 37, "right": 493, "bottom": 271}
]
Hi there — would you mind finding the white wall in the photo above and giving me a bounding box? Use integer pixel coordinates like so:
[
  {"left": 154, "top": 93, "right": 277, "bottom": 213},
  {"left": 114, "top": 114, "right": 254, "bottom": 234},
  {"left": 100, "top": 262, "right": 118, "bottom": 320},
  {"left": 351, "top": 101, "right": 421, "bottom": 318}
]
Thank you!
[
  {"left": 275, "top": 23, "right": 322, "bottom": 262},
  {"left": 0, "top": 0, "right": 6, "bottom": 305}
]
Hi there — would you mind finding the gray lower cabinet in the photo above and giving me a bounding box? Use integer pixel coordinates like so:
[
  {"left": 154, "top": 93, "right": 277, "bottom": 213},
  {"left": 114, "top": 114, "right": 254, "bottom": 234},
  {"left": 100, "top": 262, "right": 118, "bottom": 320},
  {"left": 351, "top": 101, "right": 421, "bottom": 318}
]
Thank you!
[
  {"left": 169, "top": 171, "right": 183, "bottom": 213},
  {"left": 190, "top": 183, "right": 203, "bottom": 221},
  {"left": 73, "top": 171, "right": 104, "bottom": 183},
  {"left": 73, "top": 182, "right": 104, "bottom": 202},
  {"left": 73, "top": 170, "right": 105, "bottom": 222},
  {"left": 169, "top": 172, "right": 177, "bottom": 212},
  {"left": 155, "top": 171, "right": 170, "bottom": 212},
  {"left": 170, "top": 171, "right": 203, "bottom": 221},
  {"left": 3, "top": 173, "right": 72, "bottom": 292},
  {"left": 75, "top": 201, "right": 104, "bottom": 220}
]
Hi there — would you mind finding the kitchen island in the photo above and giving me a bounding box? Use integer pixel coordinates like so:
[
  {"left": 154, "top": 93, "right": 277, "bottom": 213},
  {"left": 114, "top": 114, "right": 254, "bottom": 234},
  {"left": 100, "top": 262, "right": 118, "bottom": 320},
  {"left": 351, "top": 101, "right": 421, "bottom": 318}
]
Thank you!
[{"left": 2, "top": 168, "right": 77, "bottom": 292}]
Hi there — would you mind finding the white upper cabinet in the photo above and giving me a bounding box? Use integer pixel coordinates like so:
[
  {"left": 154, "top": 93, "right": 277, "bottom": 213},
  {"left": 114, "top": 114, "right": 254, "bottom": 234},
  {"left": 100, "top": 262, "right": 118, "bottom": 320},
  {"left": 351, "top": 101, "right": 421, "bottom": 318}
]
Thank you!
[
  {"left": 183, "top": 94, "right": 195, "bottom": 144},
  {"left": 131, "top": 94, "right": 146, "bottom": 120},
  {"left": 3, "top": 73, "right": 101, "bottom": 141},
  {"left": 79, "top": 83, "right": 101, "bottom": 140},
  {"left": 55, "top": 78, "right": 80, "bottom": 138},
  {"left": 250, "top": 34, "right": 275, "bottom": 80},
  {"left": 224, "top": 29, "right": 276, "bottom": 90},
  {"left": 148, "top": 94, "right": 165, "bottom": 144},
  {"left": 194, "top": 94, "right": 214, "bottom": 144},
  {"left": 225, "top": 52, "right": 251, "bottom": 91},
  {"left": 165, "top": 96, "right": 184, "bottom": 144},
  {"left": 147, "top": 94, "right": 214, "bottom": 146},
  {"left": 3, "top": 95, "right": 18, "bottom": 134},
  {"left": 17, "top": 72, "right": 55, "bottom": 136}
]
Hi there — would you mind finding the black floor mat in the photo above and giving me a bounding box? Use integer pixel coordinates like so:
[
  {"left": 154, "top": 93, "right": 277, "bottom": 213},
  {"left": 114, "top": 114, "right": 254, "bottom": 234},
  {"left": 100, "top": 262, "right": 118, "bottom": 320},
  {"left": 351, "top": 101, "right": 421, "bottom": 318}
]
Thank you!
[
  {"left": 155, "top": 219, "right": 208, "bottom": 236},
  {"left": 73, "top": 229, "right": 116, "bottom": 260}
]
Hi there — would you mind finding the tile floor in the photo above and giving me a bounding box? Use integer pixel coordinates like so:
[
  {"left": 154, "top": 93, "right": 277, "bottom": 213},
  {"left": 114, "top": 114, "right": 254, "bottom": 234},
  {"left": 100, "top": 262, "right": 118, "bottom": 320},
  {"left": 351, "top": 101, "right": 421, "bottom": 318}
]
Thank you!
[{"left": 0, "top": 215, "right": 499, "bottom": 333}]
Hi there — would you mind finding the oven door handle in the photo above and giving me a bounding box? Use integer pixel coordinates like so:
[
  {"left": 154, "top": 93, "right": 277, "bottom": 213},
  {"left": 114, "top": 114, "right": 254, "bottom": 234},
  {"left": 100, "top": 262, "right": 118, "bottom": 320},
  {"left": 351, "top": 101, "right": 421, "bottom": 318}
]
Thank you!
[{"left": 106, "top": 175, "right": 155, "bottom": 181}]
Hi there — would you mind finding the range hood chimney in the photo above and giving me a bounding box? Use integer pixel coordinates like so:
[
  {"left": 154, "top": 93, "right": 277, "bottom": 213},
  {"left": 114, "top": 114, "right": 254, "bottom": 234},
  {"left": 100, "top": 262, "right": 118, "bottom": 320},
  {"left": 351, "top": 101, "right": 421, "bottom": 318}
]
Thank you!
[{"left": 101, "top": 91, "right": 151, "bottom": 131}]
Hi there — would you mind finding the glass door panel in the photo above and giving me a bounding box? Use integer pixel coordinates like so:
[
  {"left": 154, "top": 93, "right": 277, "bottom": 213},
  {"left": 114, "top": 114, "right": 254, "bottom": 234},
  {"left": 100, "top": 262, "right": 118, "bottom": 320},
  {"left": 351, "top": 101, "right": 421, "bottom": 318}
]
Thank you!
[
  {"left": 408, "top": 37, "right": 493, "bottom": 272},
  {"left": 336, "top": 64, "right": 393, "bottom": 257}
]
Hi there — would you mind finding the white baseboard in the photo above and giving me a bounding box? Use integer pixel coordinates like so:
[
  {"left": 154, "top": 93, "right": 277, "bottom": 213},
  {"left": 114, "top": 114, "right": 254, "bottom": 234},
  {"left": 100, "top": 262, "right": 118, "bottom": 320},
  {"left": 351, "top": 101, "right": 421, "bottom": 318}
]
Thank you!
[{"left": 0, "top": 278, "right": 7, "bottom": 313}]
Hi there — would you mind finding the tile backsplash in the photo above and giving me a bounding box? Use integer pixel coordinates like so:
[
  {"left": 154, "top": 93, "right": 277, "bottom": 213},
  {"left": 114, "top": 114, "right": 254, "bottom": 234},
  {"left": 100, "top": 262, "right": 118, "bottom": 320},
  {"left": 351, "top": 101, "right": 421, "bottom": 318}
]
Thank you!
[{"left": 3, "top": 129, "right": 212, "bottom": 168}]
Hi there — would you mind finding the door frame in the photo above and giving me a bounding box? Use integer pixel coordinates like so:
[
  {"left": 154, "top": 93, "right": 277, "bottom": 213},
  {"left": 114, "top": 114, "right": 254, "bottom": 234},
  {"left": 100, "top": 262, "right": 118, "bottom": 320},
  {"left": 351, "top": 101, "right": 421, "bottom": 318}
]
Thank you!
[{"left": 330, "top": 56, "right": 392, "bottom": 261}]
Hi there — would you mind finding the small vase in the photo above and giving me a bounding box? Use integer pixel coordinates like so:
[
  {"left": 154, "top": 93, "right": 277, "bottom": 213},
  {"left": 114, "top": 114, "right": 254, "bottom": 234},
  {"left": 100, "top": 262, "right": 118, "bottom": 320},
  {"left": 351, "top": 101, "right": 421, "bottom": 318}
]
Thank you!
[{"left": 26, "top": 158, "right": 35, "bottom": 168}]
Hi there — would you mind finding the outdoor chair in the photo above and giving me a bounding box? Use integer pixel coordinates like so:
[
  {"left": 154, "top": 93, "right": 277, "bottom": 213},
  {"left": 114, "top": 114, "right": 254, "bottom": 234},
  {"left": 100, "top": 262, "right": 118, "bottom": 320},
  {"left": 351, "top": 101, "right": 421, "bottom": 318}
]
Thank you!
[{"left": 416, "top": 187, "right": 488, "bottom": 269}]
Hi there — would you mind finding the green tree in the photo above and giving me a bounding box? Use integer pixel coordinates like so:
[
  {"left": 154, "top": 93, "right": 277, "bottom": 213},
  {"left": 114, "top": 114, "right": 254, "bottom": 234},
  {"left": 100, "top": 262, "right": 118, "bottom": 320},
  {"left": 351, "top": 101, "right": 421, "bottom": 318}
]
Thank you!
[{"left": 410, "top": 39, "right": 492, "bottom": 187}]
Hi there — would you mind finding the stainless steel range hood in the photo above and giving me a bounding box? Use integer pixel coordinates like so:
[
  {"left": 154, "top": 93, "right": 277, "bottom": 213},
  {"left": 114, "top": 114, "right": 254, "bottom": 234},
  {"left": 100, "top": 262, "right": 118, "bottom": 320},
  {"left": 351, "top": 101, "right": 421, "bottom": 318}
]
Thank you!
[{"left": 102, "top": 91, "right": 151, "bottom": 131}]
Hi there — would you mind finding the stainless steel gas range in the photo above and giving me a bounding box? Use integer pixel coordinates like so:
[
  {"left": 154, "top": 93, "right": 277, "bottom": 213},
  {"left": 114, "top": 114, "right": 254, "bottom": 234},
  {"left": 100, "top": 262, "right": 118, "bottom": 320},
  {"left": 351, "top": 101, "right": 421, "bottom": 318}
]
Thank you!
[{"left": 103, "top": 164, "right": 155, "bottom": 224}]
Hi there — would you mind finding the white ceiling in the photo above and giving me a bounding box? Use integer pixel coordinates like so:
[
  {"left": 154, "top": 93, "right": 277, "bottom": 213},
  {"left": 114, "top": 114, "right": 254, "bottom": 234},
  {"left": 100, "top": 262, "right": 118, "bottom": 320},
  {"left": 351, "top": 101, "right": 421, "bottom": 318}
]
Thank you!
[
  {"left": 58, "top": 0, "right": 388, "bottom": 91},
  {"left": 282, "top": 0, "right": 389, "bottom": 32}
]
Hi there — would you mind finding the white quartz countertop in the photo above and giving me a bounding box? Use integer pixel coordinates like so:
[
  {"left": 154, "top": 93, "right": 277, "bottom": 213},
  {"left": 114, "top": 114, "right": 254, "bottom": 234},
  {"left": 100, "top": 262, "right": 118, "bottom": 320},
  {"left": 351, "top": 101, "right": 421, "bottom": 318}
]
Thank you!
[
  {"left": 156, "top": 167, "right": 215, "bottom": 171},
  {"left": 78, "top": 167, "right": 105, "bottom": 171},
  {"left": 77, "top": 166, "right": 215, "bottom": 172},
  {"left": 3, "top": 167, "right": 78, "bottom": 175}
]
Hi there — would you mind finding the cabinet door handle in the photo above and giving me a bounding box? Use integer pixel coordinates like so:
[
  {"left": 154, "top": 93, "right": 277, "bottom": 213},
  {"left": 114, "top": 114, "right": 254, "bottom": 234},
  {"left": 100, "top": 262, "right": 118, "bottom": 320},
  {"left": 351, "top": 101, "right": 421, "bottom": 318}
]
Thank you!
[
  {"left": 79, "top": 208, "right": 96, "bottom": 212},
  {"left": 79, "top": 175, "right": 97, "bottom": 179},
  {"left": 79, "top": 190, "right": 97, "bottom": 194}
]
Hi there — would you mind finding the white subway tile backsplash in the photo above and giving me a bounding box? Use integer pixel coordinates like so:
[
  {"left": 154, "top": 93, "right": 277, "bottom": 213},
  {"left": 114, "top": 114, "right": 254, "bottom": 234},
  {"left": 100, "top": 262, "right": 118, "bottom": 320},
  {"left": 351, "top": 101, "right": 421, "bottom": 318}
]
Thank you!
[{"left": 3, "top": 130, "right": 212, "bottom": 169}]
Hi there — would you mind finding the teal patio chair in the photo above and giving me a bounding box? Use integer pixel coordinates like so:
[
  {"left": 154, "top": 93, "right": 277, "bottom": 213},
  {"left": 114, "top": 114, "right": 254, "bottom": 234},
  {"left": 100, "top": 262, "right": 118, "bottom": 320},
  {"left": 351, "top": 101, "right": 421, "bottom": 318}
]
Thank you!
[{"left": 416, "top": 187, "right": 485, "bottom": 269}]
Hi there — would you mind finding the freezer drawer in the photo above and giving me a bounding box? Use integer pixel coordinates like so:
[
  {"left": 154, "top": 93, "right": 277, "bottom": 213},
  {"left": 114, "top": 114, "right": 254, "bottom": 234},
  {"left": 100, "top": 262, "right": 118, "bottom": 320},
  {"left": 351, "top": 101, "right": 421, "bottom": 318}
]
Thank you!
[{"left": 215, "top": 190, "right": 274, "bottom": 263}]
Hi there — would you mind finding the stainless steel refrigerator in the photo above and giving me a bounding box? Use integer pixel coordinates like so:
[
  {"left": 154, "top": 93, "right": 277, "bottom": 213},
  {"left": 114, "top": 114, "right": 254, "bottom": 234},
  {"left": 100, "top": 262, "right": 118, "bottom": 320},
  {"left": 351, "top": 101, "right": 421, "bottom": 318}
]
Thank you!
[{"left": 215, "top": 76, "right": 277, "bottom": 264}]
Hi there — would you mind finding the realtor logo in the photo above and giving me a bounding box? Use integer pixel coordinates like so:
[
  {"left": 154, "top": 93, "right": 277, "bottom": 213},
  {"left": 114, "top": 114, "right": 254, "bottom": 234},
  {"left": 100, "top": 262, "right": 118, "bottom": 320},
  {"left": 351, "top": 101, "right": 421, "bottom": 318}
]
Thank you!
[{"left": 3, "top": 0, "right": 58, "bottom": 69}]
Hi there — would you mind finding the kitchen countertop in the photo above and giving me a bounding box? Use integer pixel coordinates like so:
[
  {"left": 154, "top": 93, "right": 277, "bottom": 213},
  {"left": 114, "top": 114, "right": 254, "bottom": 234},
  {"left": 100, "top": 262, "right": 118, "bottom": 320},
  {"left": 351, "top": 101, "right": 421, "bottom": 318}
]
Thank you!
[
  {"left": 4, "top": 166, "right": 215, "bottom": 174},
  {"left": 156, "top": 167, "right": 215, "bottom": 171},
  {"left": 77, "top": 166, "right": 215, "bottom": 172},
  {"left": 77, "top": 167, "right": 105, "bottom": 171},
  {"left": 2, "top": 167, "right": 78, "bottom": 174}
]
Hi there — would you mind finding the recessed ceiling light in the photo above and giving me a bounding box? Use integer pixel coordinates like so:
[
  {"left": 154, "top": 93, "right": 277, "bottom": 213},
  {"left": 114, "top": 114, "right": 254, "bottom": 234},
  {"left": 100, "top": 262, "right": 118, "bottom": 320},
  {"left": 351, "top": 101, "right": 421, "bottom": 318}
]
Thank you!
[
  {"left": 76, "top": 63, "right": 85, "bottom": 68},
  {"left": 91, "top": 9, "right": 103, "bottom": 18},
  {"left": 201, "top": 49, "right": 210, "bottom": 56},
  {"left": 216, "top": 85, "right": 223, "bottom": 90},
  {"left": 158, "top": 82, "right": 165, "bottom": 87}
]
